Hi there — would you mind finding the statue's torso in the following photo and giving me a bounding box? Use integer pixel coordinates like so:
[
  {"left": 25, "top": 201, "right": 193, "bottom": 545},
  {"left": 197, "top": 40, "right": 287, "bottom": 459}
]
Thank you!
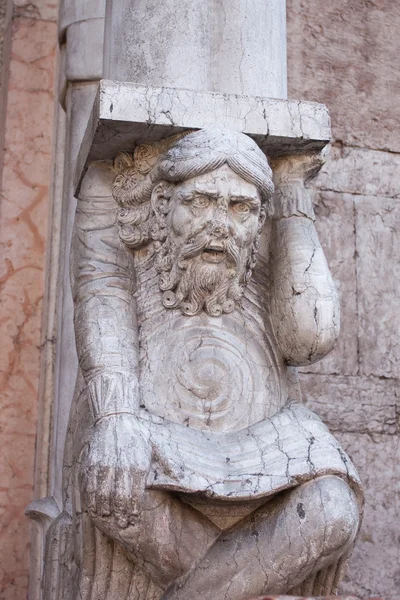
[{"left": 135, "top": 250, "right": 288, "bottom": 433}]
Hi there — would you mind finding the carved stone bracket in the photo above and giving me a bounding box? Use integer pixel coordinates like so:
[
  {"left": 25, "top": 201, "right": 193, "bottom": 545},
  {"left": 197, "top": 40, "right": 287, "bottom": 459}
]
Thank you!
[{"left": 74, "top": 79, "right": 331, "bottom": 194}]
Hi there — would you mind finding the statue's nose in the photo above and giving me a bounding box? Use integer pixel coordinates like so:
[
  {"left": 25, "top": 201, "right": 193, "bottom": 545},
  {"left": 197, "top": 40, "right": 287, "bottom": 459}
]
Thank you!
[{"left": 209, "top": 218, "right": 229, "bottom": 239}]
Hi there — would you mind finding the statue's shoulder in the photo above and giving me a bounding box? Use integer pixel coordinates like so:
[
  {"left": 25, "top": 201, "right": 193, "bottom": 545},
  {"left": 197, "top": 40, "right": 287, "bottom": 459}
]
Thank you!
[{"left": 79, "top": 159, "right": 115, "bottom": 200}]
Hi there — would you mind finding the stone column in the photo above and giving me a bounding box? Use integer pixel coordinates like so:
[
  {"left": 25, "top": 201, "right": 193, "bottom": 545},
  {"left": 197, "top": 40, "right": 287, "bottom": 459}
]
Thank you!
[
  {"left": 50, "top": 1, "right": 106, "bottom": 505},
  {"left": 103, "top": 0, "right": 287, "bottom": 98},
  {"left": 26, "top": 3, "right": 106, "bottom": 598}
]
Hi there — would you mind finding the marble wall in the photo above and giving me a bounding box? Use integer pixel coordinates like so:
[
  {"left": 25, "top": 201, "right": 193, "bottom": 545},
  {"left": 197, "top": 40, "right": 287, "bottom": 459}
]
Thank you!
[
  {"left": 0, "top": 1, "right": 58, "bottom": 597},
  {"left": 287, "top": 1, "right": 400, "bottom": 597}
]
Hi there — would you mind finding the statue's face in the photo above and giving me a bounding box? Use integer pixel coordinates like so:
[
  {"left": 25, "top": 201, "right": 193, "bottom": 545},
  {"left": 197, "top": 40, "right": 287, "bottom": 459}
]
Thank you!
[
  {"left": 167, "top": 164, "right": 262, "bottom": 263},
  {"left": 153, "top": 164, "right": 264, "bottom": 317}
]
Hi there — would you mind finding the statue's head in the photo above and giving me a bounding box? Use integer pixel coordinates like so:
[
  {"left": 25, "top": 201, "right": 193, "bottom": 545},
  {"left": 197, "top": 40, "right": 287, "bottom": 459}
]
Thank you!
[{"left": 112, "top": 129, "right": 274, "bottom": 317}]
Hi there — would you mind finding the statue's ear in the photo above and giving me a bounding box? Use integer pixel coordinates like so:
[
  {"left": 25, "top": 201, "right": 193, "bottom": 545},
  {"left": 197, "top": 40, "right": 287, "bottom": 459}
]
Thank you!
[
  {"left": 258, "top": 204, "right": 267, "bottom": 229},
  {"left": 150, "top": 181, "right": 174, "bottom": 223}
]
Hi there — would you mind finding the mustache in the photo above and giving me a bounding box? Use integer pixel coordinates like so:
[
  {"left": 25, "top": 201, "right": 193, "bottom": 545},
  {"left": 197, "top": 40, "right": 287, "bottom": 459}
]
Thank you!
[
  {"left": 157, "top": 226, "right": 243, "bottom": 296},
  {"left": 176, "top": 229, "right": 241, "bottom": 268}
]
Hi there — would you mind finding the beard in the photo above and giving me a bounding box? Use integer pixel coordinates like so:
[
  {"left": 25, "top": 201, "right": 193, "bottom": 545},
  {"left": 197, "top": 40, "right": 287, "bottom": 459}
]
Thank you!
[{"left": 154, "top": 228, "right": 251, "bottom": 317}]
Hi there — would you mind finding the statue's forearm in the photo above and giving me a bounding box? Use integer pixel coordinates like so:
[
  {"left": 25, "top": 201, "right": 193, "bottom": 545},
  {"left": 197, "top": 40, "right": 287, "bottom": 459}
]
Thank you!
[
  {"left": 74, "top": 294, "right": 138, "bottom": 377},
  {"left": 74, "top": 295, "right": 139, "bottom": 419},
  {"left": 71, "top": 161, "right": 140, "bottom": 419},
  {"left": 270, "top": 215, "right": 340, "bottom": 366},
  {"left": 269, "top": 154, "right": 340, "bottom": 366}
]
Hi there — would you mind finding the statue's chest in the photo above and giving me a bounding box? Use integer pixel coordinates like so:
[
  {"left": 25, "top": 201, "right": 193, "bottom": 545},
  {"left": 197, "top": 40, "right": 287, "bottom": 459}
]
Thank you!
[{"left": 138, "top": 313, "right": 287, "bottom": 432}]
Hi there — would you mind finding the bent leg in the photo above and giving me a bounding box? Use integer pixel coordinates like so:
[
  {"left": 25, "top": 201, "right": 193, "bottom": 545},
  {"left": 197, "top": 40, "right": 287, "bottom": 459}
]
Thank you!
[
  {"left": 162, "top": 476, "right": 360, "bottom": 600},
  {"left": 90, "top": 488, "right": 220, "bottom": 589}
]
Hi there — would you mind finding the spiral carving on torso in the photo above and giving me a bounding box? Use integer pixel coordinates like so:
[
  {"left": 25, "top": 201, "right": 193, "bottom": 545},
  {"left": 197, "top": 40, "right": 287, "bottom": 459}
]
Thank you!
[{"left": 139, "top": 313, "right": 286, "bottom": 432}]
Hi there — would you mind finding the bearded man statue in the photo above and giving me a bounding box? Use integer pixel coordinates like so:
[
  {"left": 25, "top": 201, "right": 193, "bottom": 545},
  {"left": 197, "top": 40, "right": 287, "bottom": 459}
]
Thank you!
[{"left": 44, "top": 129, "right": 363, "bottom": 600}]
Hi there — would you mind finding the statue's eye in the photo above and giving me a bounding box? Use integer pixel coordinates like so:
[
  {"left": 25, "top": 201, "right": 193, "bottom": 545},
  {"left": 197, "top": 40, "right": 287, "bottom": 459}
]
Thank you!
[
  {"left": 232, "top": 202, "right": 250, "bottom": 215},
  {"left": 192, "top": 196, "right": 210, "bottom": 208}
]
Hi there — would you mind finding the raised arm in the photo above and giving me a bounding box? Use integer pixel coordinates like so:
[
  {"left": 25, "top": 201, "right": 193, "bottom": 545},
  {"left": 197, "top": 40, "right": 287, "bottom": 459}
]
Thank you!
[
  {"left": 269, "top": 153, "right": 340, "bottom": 367},
  {"left": 71, "top": 160, "right": 140, "bottom": 419},
  {"left": 71, "top": 160, "right": 151, "bottom": 528}
]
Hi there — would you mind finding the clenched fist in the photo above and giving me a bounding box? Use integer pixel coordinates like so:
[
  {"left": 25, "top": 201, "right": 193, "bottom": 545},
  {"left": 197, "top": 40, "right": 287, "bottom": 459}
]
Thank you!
[{"left": 80, "top": 413, "right": 152, "bottom": 529}]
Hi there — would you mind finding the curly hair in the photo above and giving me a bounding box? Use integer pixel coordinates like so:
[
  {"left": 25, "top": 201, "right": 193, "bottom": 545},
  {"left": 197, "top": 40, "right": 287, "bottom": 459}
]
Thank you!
[{"left": 112, "top": 128, "right": 274, "bottom": 250}]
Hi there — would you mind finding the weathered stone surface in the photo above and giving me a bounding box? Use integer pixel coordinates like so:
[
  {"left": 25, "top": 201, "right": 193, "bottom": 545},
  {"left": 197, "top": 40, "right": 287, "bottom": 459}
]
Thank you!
[
  {"left": 0, "top": 0, "right": 11, "bottom": 88},
  {"left": 287, "top": 0, "right": 400, "bottom": 152},
  {"left": 301, "top": 182, "right": 400, "bottom": 384},
  {"left": 75, "top": 80, "right": 331, "bottom": 193},
  {"left": 21, "top": 1, "right": 400, "bottom": 598},
  {"left": 0, "top": 13, "right": 58, "bottom": 600},
  {"left": 317, "top": 145, "right": 400, "bottom": 199},
  {"left": 355, "top": 195, "right": 400, "bottom": 378},
  {"left": 43, "top": 129, "right": 363, "bottom": 599},
  {"left": 0, "top": 0, "right": 12, "bottom": 184},
  {"left": 104, "top": 0, "right": 287, "bottom": 98},
  {"left": 299, "top": 373, "right": 398, "bottom": 435},
  {"left": 300, "top": 190, "right": 358, "bottom": 376},
  {"left": 337, "top": 433, "right": 400, "bottom": 599},
  {"left": 65, "top": 18, "right": 104, "bottom": 82},
  {"left": 58, "top": 0, "right": 106, "bottom": 38},
  {"left": 248, "top": 596, "right": 364, "bottom": 600},
  {"left": 51, "top": 81, "right": 98, "bottom": 511},
  {"left": 287, "top": 7, "right": 400, "bottom": 597},
  {"left": 13, "top": 0, "right": 58, "bottom": 21}
]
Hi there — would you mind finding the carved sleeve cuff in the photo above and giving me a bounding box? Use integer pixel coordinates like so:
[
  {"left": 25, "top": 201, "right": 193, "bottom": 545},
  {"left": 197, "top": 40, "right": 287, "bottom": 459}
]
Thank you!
[
  {"left": 271, "top": 183, "right": 316, "bottom": 221},
  {"left": 88, "top": 371, "right": 139, "bottom": 421}
]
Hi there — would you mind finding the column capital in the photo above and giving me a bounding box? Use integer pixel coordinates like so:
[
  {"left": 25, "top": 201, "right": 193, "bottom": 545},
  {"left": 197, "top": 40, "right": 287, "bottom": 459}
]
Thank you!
[{"left": 75, "top": 79, "right": 331, "bottom": 195}]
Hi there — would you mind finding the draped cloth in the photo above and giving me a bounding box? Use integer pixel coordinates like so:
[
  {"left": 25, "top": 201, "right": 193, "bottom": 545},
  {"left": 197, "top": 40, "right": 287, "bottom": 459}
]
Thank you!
[
  {"left": 45, "top": 393, "right": 363, "bottom": 600},
  {"left": 145, "top": 401, "right": 362, "bottom": 501},
  {"left": 147, "top": 401, "right": 363, "bottom": 597}
]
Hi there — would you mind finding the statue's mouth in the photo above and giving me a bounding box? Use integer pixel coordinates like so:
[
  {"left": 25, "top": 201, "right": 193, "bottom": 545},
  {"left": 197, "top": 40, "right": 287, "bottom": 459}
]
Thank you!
[{"left": 202, "top": 242, "right": 225, "bottom": 263}]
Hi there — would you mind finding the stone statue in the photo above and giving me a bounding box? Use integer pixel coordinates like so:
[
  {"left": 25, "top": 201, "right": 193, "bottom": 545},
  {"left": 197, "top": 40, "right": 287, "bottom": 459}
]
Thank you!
[{"left": 44, "top": 129, "right": 363, "bottom": 600}]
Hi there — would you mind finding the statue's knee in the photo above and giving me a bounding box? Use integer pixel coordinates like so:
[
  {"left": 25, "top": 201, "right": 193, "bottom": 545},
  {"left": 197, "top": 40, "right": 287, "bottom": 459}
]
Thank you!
[{"left": 315, "top": 476, "right": 360, "bottom": 552}]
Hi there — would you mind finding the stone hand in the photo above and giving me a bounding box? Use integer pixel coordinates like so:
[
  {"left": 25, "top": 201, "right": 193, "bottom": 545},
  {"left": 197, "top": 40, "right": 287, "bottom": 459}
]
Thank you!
[{"left": 80, "top": 413, "right": 152, "bottom": 528}]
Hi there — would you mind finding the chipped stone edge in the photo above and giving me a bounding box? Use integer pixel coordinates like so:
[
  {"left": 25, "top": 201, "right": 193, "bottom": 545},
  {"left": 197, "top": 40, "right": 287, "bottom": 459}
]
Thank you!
[{"left": 74, "top": 80, "right": 331, "bottom": 196}]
